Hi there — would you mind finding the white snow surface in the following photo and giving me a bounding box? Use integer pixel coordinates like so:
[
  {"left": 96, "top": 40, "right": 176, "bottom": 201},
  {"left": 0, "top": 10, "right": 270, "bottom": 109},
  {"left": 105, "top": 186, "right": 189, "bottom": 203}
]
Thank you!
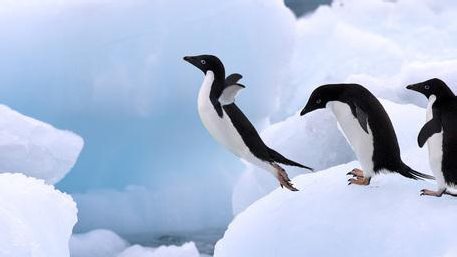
[
  {"left": 0, "top": 173, "right": 77, "bottom": 257},
  {"left": 278, "top": 0, "right": 457, "bottom": 118},
  {"left": 70, "top": 229, "right": 202, "bottom": 257},
  {"left": 117, "top": 242, "right": 200, "bottom": 257},
  {"left": 232, "top": 98, "right": 431, "bottom": 214},
  {"left": 217, "top": 161, "right": 457, "bottom": 257},
  {"left": 70, "top": 229, "right": 129, "bottom": 257},
  {"left": 0, "top": 105, "right": 83, "bottom": 184}
]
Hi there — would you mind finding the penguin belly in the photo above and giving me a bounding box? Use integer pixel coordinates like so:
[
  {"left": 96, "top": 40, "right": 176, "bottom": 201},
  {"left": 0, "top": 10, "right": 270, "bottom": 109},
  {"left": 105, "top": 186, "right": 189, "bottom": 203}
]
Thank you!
[
  {"left": 197, "top": 72, "right": 272, "bottom": 172},
  {"left": 328, "top": 102, "right": 375, "bottom": 177},
  {"left": 426, "top": 95, "right": 447, "bottom": 190}
]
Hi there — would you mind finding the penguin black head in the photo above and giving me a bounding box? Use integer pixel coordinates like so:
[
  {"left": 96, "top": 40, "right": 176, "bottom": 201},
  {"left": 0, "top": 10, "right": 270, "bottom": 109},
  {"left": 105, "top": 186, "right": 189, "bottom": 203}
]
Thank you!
[
  {"left": 183, "top": 54, "right": 225, "bottom": 76},
  {"left": 300, "top": 84, "right": 344, "bottom": 116},
  {"left": 406, "top": 78, "right": 454, "bottom": 99}
]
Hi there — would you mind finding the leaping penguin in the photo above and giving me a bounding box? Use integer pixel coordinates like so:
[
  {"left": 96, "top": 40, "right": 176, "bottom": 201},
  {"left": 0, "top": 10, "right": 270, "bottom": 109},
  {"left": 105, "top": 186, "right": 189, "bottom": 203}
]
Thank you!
[
  {"left": 300, "top": 84, "right": 434, "bottom": 185},
  {"left": 184, "top": 54, "right": 312, "bottom": 191},
  {"left": 407, "top": 78, "right": 457, "bottom": 197}
]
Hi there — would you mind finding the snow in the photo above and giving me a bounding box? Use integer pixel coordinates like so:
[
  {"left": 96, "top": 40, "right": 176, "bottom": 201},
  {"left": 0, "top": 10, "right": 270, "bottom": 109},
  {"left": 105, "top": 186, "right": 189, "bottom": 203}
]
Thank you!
[
  {"left": 70, "top": 229, "right": 203, "bottom": 257},
  {"left": 0, "top": 0, "right": 297, "bottom": 234},
  {"left": 70, "top": 230, "right": 129, "bottom": 257},
  {"left": 277, "top": 0, "right": 457, "bottom": 118},
  {"left": 232, "top": 98, "right": 430, "bottom": 214},
  {"left": 1, "top": 0, "right": 457, "bottom": 249},
  {"left": 0, "top": 173, "right": 77, "bottom": 257},
  {"left": 117, "top": 242, "right": 200, "bottom": 257},
  {"left": 0, "top": 105, "right": 83, "bottom": 184},
  {"left": 216, "top": 161, "right": 456, "bottom": 257}
]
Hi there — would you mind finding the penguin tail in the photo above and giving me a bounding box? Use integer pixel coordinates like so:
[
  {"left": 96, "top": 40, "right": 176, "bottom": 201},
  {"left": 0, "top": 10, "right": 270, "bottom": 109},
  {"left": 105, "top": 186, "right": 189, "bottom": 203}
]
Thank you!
[
  {"left": 398, "top": 162, "right": 435, "bottom": 180},
  {"left": 267, "top": 147, "right": 313, "bottom": 171}
]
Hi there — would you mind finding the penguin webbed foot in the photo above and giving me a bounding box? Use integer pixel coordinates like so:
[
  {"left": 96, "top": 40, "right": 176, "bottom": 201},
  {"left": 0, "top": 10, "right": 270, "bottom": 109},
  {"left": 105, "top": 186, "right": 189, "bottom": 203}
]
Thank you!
[
  {"left": 346, "top": 168, "right": 364, "bottom": 177},
  {"left": 420, "top": 188, "right": 445, "bottom": 197},
  {"left": 273, "top": 163, "right": 299, "bottom": 192},
  {"left": 348, "top": 177, "right": 371, "bottom": 186},
  {"left": 347, "top": 169, "right": 371, "bottom": 186}
]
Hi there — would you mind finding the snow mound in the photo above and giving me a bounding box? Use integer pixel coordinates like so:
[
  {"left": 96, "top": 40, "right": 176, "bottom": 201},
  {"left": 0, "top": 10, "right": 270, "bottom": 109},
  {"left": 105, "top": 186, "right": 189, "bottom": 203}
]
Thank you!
[
  {"left": 70, "top": 229, "right": 129, "bottom": 257},
  {"left": 117, "top": 242, "right": 200, "bottom": 257},
  {"left": 0, "top": 105, "right": 83, "bottom": 184},
  {"left": 232, "top": 99, "right": 430, "bottom": 215},
  {"left": 277, "top": 0, "right": 457, "bottom": 117},
  {"left": 217, "top": 161, "right": 457, "bottom": 257},
  {"left": 69, "top": 229, "right": 202, "bottom": 257},
  {"left": 0, "top": 173, "right": 77, "bottom": 257},
  {"left": 232, "top": 110, "right": 353, "bottom": 215}
]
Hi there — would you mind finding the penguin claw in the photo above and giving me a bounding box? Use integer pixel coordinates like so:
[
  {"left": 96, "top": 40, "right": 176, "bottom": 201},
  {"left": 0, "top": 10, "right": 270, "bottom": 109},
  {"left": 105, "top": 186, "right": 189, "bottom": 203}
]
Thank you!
[
  {"left": 348, "top": 177, "right": 371, "bottom": 186},
  {"left": 420, "top": 188, "right": 445, "bottom": 197},
  {"left": 274, "top": 164, "right": 298, "bottom": 191},
  {"left": 347, "top": 168, "right": 364, "bottom": 177}
]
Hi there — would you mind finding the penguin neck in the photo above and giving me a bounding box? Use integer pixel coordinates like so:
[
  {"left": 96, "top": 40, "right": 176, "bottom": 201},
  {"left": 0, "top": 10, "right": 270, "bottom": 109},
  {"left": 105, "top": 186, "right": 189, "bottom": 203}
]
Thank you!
[
  {"left": 198, "top": 70, "right": 225, "bottom": 117},
  {"left": 200, "top": 70, "right": 224, "bottom": 95},
  {"left": 206, "top": 70, "right": 225, "bottom": 101}
]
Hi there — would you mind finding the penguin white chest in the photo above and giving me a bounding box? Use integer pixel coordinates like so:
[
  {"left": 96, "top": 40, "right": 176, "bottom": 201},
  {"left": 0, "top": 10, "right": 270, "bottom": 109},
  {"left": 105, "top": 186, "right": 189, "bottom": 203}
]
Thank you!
[
  {"left": 197, "top": 71, "right": 250, "bottom": 158},
  {"left": 328, "top": 102, "right": 375, "bottom": 176},
  {"left": 426, "top": 95, "right": 445, "bottom": 187}
]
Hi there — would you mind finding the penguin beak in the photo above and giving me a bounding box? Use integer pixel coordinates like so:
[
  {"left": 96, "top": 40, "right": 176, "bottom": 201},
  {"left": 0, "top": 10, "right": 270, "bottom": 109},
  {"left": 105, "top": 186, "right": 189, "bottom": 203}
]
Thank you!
[
  {"left": 406, "top": 83, "right": 420, "bottom": 92},
  {"left": 183, "top": 56, "right": 198, "bottom": 66},
  {"left": 300, "top": 104, "right": 313, "bottom": 116}
]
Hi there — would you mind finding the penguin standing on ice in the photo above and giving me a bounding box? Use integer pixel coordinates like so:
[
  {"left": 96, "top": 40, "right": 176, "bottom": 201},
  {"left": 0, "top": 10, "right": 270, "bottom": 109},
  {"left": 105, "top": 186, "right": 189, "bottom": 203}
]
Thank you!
[
  {"left": 184, "top": 54, "right": 312, "bottom": 191},
  {"left": 407, "top": 78, "right": 457, "bottom": 197},
  {"left": 300, "top": 84, "right": 434, "bottom": 185}
]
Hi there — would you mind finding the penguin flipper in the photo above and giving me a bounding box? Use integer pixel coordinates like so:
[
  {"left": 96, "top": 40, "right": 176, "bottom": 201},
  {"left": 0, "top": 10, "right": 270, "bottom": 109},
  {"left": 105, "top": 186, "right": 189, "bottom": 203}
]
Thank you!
[
  {"left": 219, "top": 84, "right": 245, "bottom": 105},
  {"left": 225, "top": 73, "right": 243, "bottom": 86},
  {"left": 267, "top": 147, "right": 313, "bottom": 171},
  {"left": 349, "top": 102, "right": 369, "bottom": 133},
  {"left": 211, "top": 99, "right": 223, "bottom": 118},
  {"left": 220, "top": 73, "right": 245, "bottom": 105},
  {"left": 418, "top": 118, "right": 442, "bottom": 148}
]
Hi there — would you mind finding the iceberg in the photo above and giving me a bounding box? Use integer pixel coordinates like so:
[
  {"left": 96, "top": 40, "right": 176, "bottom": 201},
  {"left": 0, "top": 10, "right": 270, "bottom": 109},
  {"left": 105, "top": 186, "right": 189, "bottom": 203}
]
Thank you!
[
  {"left": 0, "top": 105, "right": 83, "bottom": 184},
  {"left": 233, "top": 99, "right": 430, "bottom": 214},
  {"left": 0, "top": 173, "right": 77, "bottom": 257},
  {"left": 70, "top": 229, "right": 129, "bottom": 257},
  {"left": 117, "top": 242, "right": 200, "bottom": 257},
  {"left": 216, "top": 162, "right": 455, "bottom": 257}
]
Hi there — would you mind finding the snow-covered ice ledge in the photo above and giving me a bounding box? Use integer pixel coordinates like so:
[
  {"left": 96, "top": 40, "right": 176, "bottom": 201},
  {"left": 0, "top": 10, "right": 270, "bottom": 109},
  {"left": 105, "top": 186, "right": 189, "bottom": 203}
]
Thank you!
[
  {"left": 216, "top": 161, "right": 457, "bottom": 257},
  {"left": 0, "top": 173, "right": 77, "bottom": 257},
  {"left": 0, "top": 104, "right": 84, "bottom": 184}
]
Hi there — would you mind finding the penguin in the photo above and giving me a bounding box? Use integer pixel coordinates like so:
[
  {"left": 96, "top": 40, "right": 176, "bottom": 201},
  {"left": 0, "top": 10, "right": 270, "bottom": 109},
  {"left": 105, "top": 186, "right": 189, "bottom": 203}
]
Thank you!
[
  {"left": 300, "top": 83, "right": 434, "bottom": 185},
  {"left": 406, "top": 78, "right": 457, "bottom": 197},
  {"left": 183, "top": 54, "right": 312, "bottom": 191}
]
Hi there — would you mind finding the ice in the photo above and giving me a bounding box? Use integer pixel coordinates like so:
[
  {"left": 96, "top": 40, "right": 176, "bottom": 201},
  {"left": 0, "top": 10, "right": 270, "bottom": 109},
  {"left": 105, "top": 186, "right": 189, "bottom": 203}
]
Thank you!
[
  {"left": 232, "top": 0, "right": 457, "bottom": 216},
  {"left": 0, "top": 105, "right": 83, "bottom": 184},
  {"left": 70, "top": 229, "right": 203, "bottom": 257},
  {"left": 232, "top": 110, "right": 354, "bottom": 215},
  {"left": 0, "top": 0, "right": 297, "bottom": 233},
  {"left": 216, "top": 161, "right": 456, "bottom": 257},
  {"left": 73, "top": 185, "right": 232, "bottom": 236},
  {"left": 232, "top": 99, "right": 430, "bottom": 214},
  {"left": 276, "top": 0, "right": 457, "bottom": 118},
  {"left": 3, "top": 0, "right": 457, "bottom": 244},
  {"left": 0, "top": 173, "right": 77, "bottom": 257},
  {"left": 70, "top": 229, "right": 129, "bottom": 257},
  {"left": 118, "top": 242, "right": 200, "bottom": 257}
]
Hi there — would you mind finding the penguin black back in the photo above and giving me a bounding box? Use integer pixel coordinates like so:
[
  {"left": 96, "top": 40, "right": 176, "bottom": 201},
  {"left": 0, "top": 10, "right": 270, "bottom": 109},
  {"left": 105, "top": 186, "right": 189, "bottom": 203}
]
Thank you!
[
  {"left": 407, "top": 78, "right": 457, "bottom": 187},
  {"left": 302, "top": 84, "right": 433, "bottom": 180}
]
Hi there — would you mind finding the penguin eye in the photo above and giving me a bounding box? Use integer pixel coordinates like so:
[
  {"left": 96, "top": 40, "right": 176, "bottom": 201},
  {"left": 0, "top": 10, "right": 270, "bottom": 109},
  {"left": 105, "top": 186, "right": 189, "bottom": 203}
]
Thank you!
[
  {"left": 316, "top": 99, "right": 322, "bottom": 104},
  {"left": 424, "top": 85, "right": 430, "bottom": 90},
  {"left": 201, "top": 60, "right": 206, "bottom": 65}
]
